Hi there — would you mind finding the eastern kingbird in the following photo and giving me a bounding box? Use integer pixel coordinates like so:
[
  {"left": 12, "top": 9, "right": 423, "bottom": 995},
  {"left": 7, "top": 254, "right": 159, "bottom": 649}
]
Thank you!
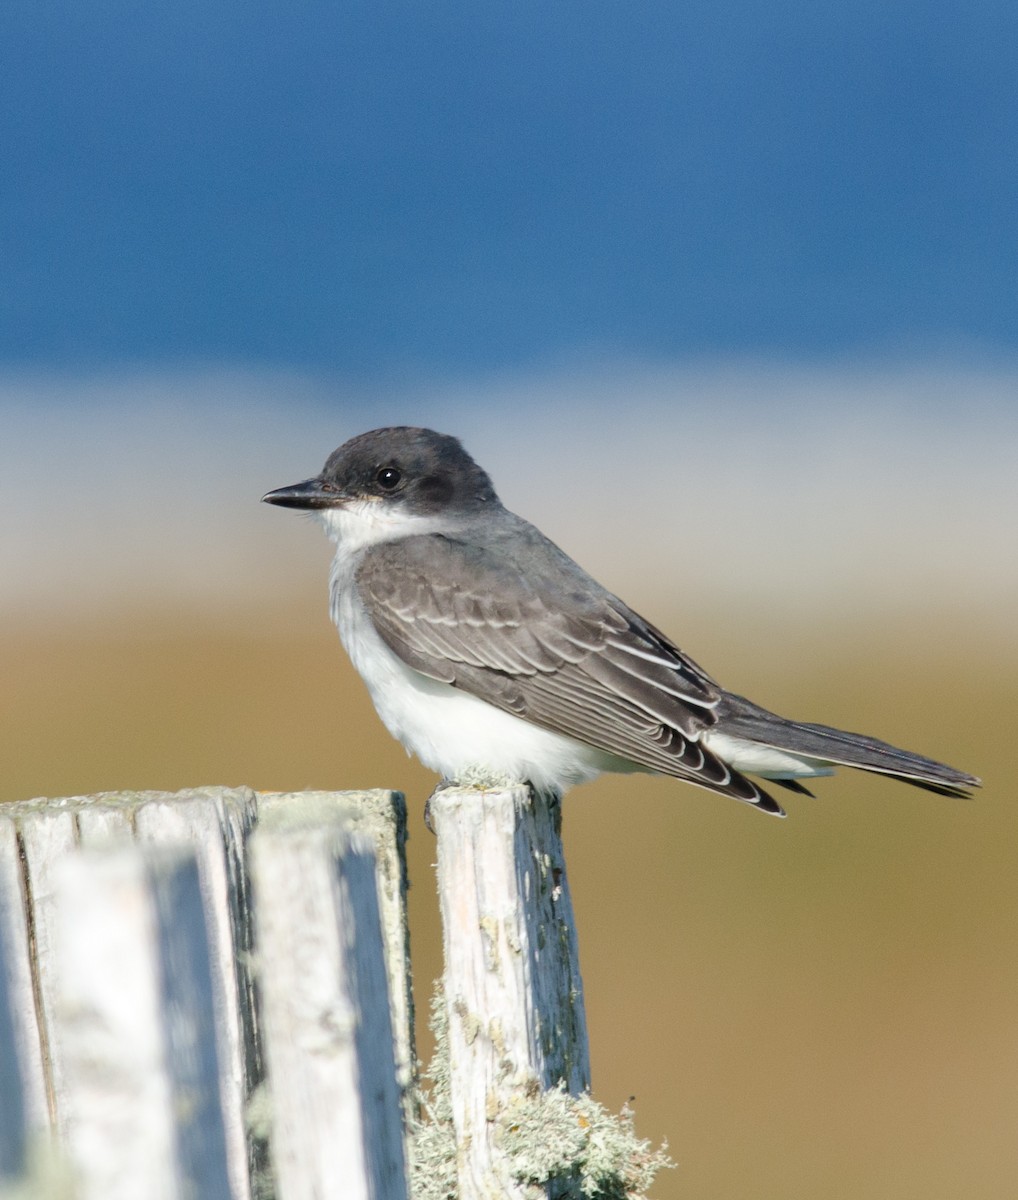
[{"left": 263, "top": 426, "right": 979, "bottom": 815}]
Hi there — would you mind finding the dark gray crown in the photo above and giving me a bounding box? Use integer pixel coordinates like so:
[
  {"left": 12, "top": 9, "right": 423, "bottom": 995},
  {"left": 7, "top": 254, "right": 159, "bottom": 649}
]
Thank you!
[{"left": 319, "top": 426, "right": 499, "bottom": 514}]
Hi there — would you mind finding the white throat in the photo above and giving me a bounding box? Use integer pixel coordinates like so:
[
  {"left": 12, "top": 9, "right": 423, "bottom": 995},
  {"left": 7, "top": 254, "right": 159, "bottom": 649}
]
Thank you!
[{"left": 315, "top": 498, "right": 453, "bottom": 557}]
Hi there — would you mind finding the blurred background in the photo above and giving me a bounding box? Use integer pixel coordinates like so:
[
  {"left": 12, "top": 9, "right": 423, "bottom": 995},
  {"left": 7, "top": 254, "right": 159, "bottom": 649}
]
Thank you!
[{"left": 3, "top": 3, "right": 1016, "bottom": 1197}]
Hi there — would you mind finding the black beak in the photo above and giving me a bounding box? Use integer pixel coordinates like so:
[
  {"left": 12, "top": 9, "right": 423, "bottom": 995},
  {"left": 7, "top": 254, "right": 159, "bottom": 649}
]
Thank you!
[{"left": 261, "top": 478, "right": 345, "bottom": 509}]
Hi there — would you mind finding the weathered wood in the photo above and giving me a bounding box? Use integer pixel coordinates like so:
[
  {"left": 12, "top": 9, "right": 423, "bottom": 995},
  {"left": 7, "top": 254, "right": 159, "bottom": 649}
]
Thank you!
[
  {"left": 0, "top": 815, "right": 48, "bottom": 1134},
  {"left": 257, "top": 790, "right": 415, "bottom": 1113},
  {"left": 430, "top": 785, "right": 590, "bottom": 1200},
  {"left": 0, "top": 786, "right": 263, "bottom": 1198},
  {"left": 0, "top": 787, "right": 415, "bottom": 1198},
  {"left": 74, "top": 801, "right": 135, "bottom": 847},
  {"left": 0, "top": 874, "right": 27, "bottom": 1180},
  {"left": 135, "top": 789, "right": 261, "bottom": 1200},
  {"left": 249, "top": 809, "right": 409, "bottom": 1200},
  {"left": 15, "top": 804, "right": 78, "bottom": 1134},
  {"left": 52, "top": 845, "right": 232, "bottom": 1200}
]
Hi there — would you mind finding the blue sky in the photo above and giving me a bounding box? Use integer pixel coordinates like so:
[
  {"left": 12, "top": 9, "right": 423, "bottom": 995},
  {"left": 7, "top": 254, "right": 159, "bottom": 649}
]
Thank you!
[
  {"left": 4, "top": 3, "right": 1016, "bottom": 628},
  {"left": 4, "top": 1, "right": 1016, "bottom": 375}
]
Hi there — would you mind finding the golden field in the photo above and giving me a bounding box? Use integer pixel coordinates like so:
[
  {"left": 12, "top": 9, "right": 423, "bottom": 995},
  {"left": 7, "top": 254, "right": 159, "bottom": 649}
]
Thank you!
[{"left": 2, "top": 598, "right": 1012, "bottom": 1200}]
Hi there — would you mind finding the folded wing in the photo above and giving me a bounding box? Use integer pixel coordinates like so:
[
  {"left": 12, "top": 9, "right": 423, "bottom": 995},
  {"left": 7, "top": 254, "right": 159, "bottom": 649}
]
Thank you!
[{"left": 356, "top": 529, "right": 786, "bottom": 814}]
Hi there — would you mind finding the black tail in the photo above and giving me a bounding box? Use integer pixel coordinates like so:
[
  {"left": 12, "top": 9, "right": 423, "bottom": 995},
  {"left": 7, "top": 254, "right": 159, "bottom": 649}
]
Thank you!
[{"left": 716, "top": 692, "right": 981, "bottom": 799}]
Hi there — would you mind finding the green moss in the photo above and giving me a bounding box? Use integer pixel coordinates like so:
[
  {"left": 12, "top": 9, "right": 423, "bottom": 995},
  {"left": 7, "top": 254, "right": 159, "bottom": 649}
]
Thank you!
[
  {"left": 407, "top": 985, "right": 673, "bottom": 1200},
  {"left": 407, "top": 988, "right": 458, "bottom": 1200},
  {"left": 499, "top": 1086, "right": 672, "bottom": 1200}
]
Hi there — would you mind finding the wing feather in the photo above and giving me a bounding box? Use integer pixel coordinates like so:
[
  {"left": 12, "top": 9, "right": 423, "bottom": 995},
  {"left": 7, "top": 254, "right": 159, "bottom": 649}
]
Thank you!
[{"left": 355, "top": 530, "right": 782, "bottom": 812}]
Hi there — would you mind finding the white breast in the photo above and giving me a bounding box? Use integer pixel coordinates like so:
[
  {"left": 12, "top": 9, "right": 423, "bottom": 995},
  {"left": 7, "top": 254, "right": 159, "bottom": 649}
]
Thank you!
[{"left": 328, "top": 564, "right": 625, "bottom": 793}]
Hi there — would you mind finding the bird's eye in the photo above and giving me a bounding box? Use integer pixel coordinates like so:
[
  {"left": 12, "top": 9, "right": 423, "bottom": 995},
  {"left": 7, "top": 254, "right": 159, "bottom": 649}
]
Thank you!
[{"left": 376, "top": 466, "right": 402, "bottom": 490}]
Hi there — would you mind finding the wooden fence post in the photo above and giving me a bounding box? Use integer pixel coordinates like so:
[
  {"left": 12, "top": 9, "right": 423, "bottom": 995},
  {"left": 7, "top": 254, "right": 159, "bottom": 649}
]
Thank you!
[
  {"left": 0, "top": 881, "right": 27, "bottom": 1183},
  {"left": 52, "top": 845, "right": 232, "bottom": 1200},
  {"left": 0, "top": 783, "right": 667, "bottom": 1199},
  {"left": 257, "top": 790, "right": 416, "bottom": 1122},
  {"left": 0, "top": 787, "right": 414, "bottom": 1200},
  {"left": 133, "top": 790, "right": 261, "bottom": 1197},
  {"left": 430, "top": 784, "right": 590, "bottom": 1200},
  {"left": 249, "top": 807, "right": 409, "bottom": 1200},
  {"left": 0, "top": 787, "right": 261, "bottom": 1199}
]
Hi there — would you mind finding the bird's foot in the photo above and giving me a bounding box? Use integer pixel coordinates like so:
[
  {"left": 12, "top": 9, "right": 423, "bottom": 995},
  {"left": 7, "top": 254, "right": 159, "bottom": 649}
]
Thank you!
[
  {"left": 423, "top": 777, "right": 459, "bottom": 834},
  {"left": 424, "top": 771, "right": 544, "bottom": 832}
]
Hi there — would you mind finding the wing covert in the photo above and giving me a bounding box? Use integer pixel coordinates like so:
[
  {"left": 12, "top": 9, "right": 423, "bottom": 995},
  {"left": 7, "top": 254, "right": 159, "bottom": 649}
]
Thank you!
[
  {"left": 357, "top": 528, "right": 721, "bottom": 731},
  {"left": 355, "top": 532, "right": 782, "bottom": 812}
]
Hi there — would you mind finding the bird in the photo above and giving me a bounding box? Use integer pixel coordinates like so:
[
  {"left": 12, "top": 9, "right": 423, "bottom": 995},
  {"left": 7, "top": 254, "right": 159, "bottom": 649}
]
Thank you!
[{"left": 262, "top": 426, "right": 980, "bottom": 816}]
